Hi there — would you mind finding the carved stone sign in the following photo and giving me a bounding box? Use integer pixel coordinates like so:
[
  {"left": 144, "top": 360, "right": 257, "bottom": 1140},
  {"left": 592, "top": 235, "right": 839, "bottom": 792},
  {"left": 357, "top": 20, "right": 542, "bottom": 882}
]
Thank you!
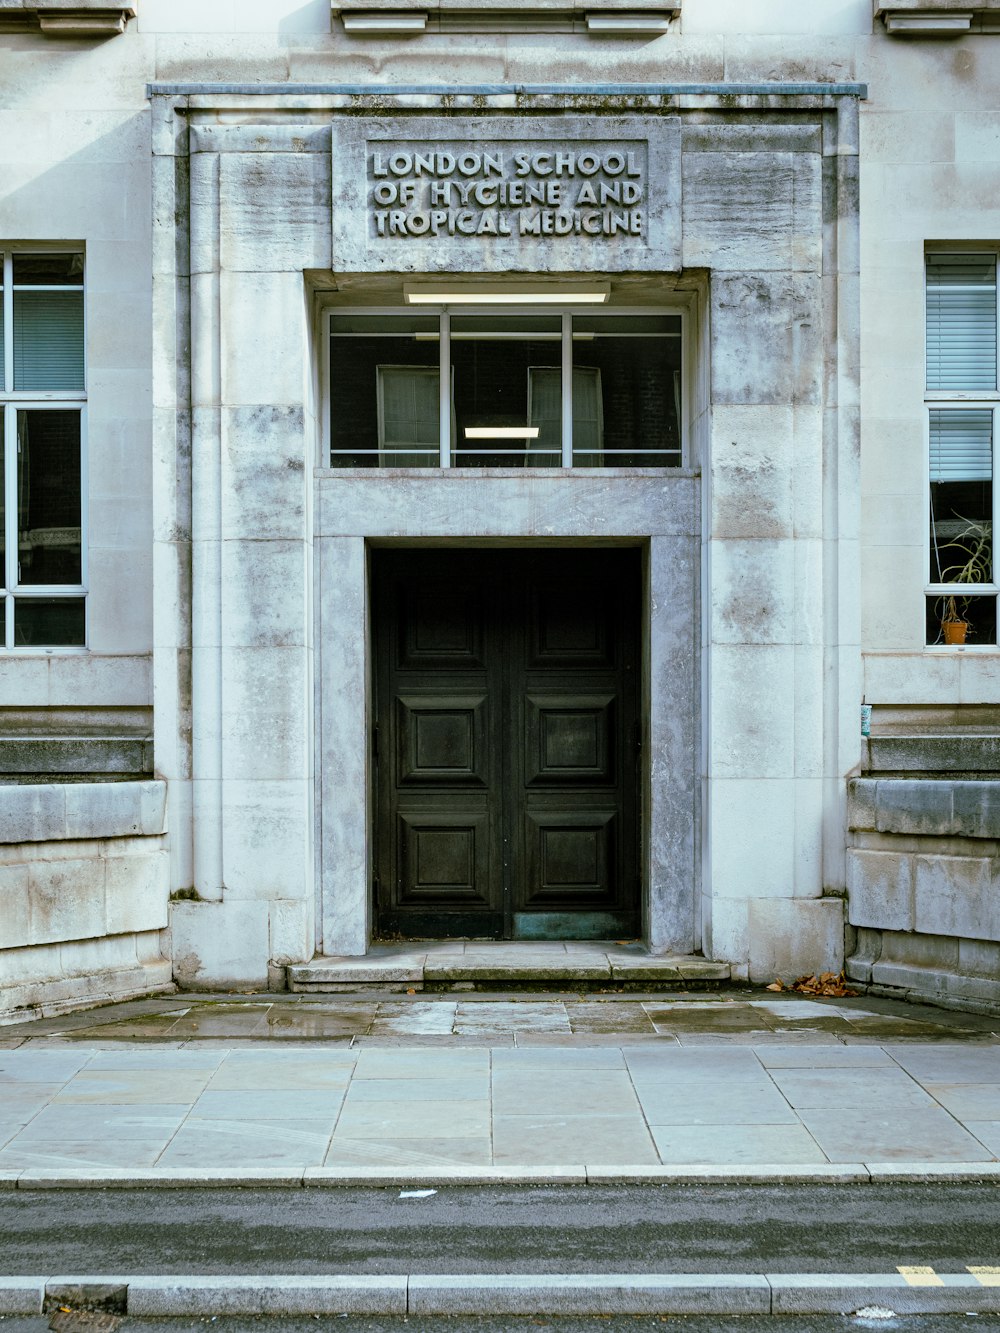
[
  {"left": 331, "top": 115, "right": 681, "bottom": 273},
  {"left": 369, "top": 142, "right": 647, "bottom": 240}
]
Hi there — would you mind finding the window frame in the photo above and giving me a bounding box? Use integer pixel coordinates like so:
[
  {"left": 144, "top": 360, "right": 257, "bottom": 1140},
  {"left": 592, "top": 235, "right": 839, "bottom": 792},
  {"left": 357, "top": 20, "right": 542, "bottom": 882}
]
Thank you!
[
  {"left": 322, "top": 302, "right": 689, "bottom": 472},
  {"left": 924, "top": 247, "right": 1000, "bottom": 650},
  {"left": 0, "top": 245, "right": 88, "bottom": 653}
]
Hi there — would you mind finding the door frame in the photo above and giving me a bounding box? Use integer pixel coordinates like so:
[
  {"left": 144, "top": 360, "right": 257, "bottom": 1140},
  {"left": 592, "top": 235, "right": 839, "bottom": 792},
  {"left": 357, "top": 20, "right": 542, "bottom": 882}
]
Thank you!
[{"left": 315, "top": 472, "right": 700, "bottom": 958}]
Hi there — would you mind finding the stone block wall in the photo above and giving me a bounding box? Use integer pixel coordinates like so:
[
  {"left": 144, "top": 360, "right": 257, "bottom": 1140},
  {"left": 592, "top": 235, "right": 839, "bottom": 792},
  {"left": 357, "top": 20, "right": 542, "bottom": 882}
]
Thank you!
[
  {"left": 846, "top": 758, "right": 1000, "bottom": 1012},
  {"left": 0, "top": 780, "right": 172, "bottom": 1024}
]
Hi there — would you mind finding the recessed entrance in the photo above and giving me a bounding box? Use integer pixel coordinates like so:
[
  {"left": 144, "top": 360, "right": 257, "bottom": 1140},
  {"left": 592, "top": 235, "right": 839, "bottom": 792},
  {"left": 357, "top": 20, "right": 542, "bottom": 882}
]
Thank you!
[{"left": 372, "top": 547, "right": 641, "bottom": 940}]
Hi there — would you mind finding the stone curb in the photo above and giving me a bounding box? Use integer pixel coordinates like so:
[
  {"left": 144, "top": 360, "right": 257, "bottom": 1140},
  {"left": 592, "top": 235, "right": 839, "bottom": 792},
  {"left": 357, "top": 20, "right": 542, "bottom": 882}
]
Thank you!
[
  {"left": 6, "top": 1162, "right": 1000, "bottom": 1188},
  {"left": 2, "top": 1273, "right": 1000, "bottom": 1317}
]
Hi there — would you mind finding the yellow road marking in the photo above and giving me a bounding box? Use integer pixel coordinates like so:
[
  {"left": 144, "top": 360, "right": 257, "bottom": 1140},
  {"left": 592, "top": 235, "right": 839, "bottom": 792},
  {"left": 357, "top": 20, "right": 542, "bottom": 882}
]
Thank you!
[
  {"left": 969, "top": 1266, "right": 1000, "bottom": 1286},
  {"left": 897, "top": 1266, "right": 944, "bottom": 1287}
]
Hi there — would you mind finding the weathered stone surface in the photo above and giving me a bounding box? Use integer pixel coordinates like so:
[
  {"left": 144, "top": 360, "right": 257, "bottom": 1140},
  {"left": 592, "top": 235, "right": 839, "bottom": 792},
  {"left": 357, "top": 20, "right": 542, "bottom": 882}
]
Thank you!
[
  {"left": 170, "top": 899, "right": 270, "bottom": 988},
  {"left": 0, "top": 737, "right": 151, "bottom": 777},
  {"left": 0, "top": 781, "right": 166, "bottom": 844},
  {"left": 846, "top": 848, "right": 914, "bottom": 932},
  {"left": 847, "top": 778, "right": 877, "bottom": 832},
  {"left": 875, "top": 780, "right": 956, "bottom": 837},
  {"left": 866, "top": 736, "right": 1000, "bottom": 775},
  {"left": 913, "top": 854, "right": 1000, "bottom": 943},
  {"left": 747, "top": 898, "right": 845, "bottom": 984}
]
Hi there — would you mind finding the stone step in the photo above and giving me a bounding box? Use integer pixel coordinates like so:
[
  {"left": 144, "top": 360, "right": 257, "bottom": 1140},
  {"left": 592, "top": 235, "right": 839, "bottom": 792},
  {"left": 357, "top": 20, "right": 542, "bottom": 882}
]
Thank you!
[{"left": 288, "top": 944, "right": 731, "bottom": 992}]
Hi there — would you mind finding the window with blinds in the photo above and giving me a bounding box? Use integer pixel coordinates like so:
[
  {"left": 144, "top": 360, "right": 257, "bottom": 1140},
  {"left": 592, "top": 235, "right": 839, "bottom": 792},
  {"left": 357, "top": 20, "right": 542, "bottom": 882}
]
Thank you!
[
  {"left": 926, "top": 252, "right": 999, "bottom": 647},
  {"left": 0, "top": 249, "right": 86, "bottom": 650}
]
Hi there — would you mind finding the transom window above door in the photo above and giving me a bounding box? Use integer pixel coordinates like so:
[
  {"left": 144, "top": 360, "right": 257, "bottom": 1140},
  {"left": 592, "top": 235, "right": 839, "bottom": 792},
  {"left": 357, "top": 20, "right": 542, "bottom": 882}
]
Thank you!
[{"left": 327, "top": 310, "right": 683, "bottom": 468}]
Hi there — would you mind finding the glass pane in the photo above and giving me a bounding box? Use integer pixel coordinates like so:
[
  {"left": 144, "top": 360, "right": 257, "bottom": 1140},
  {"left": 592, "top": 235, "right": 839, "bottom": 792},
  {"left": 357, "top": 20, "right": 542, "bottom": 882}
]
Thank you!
[
  {"left": 330, "top": 320, "right": 440, "bottom": 466},
  {"left": 330, "top": 314, "right": 436, "bottom": 337},
  {"left": 14, "top": 596, "right": 85, "bottom": 647},
  {"left": 929, "top": 409, "right": 992, "bottom": 585},
  {"left": 16, "top": 410, "right": 82, "bottom": 586},
  {"left": 13, "top": 253, "right": 84, "bottom": 286},
  {"left": 13, "top": 290, "right": 85, "bottom": 390},
  {"left": 452, "top": 315, "right": 561, "bottom": 467},
  {"left": 926, "top": 593, "right": 996, "bottom": 647},
  {"left": 926, "top": 253, "right": 997, "bottom": 392},
  {"left": 571, "top": 321, "right": 682, "bottom": 466},
  {"left": 574, "top": 314, "right": 682, "bottom": 337}
]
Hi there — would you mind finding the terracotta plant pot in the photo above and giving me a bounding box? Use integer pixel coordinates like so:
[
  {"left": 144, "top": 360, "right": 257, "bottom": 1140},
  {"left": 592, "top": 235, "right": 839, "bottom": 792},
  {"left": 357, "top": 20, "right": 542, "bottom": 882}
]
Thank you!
[{"left": 942, "top": 619, "right": 969, "bottom": 645}]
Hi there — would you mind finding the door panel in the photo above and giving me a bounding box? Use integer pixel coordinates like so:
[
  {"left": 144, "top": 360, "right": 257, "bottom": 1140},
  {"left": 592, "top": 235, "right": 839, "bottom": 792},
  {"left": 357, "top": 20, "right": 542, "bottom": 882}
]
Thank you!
[
  {"left": 374, "top": 548, "right": 639, "bottom": 939},
  {"left": 397, "top": 812, "right": 491, "bottom": 905},
  {"left": 525, "top": 694, "right": 615, "bottom": 784},
  {"left": 523, "top": 810, "right": 617, "bottom": 904},
  {"left": 396, "top": 694, "right": 489, "bottom": 786}
]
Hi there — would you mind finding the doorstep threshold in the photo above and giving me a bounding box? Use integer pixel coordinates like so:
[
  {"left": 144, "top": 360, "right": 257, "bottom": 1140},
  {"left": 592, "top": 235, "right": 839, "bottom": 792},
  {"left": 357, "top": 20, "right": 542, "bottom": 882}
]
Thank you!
[{"left": 288, "top": 941, "right": 730, "bottom": 992}]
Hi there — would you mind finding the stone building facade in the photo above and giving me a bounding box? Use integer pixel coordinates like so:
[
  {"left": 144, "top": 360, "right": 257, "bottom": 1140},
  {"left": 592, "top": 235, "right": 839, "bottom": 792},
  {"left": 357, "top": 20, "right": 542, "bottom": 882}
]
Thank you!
[{"left": 1, "top": 0, "right": 999, "bottom": 1021}]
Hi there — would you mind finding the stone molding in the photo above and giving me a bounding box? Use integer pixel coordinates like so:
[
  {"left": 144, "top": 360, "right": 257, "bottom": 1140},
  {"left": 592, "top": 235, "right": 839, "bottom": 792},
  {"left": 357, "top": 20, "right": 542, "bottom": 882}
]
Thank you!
[
  {"left": 874, "top": 0, "right": 1000, "bottom": 34},
  {"left": 0, "top": 1, "right": 137, "bottom": 36},
  {"left": 0, "top": 779, "right": 166, "bottom": 844},
  {"left": 849, "top": 776, "right": 1000, "bottom": 840}
]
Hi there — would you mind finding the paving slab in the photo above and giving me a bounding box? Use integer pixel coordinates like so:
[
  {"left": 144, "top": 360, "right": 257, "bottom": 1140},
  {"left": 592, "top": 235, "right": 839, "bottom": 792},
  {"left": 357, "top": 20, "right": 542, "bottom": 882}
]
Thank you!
[
  {"left": 157, "top": 1121, "right": 335, "bottom": 1167},
  {"left": 649, "top": 1123, "right": 828, "bottom": 1166},
  {"left": 491, "top": 1112, "right": 659, "bottom": 1166},
  {"left": 766, "top": 1068, "right": 939, "bottom": 1111},
  {"left": 324, "top": 1137, "right": 494, "bottom": 1168},
  {"left": 0, "top": 1140, "right": 169, "bottom": 1170},
  {"left": 798, "top": 1107, "right": 995, "bottom": 1163}
]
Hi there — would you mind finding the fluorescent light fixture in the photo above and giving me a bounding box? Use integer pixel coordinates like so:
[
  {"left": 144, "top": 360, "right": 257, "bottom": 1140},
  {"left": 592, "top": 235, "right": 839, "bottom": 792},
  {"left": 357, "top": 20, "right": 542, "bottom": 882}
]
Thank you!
[
  {"left": 464, "top": 426, "right": 540, "bottom": 440},
  {"left": 342, "top": 12, "right": 427, "bottom": 30},
  {"left": 404, "top": 282, "right": 611, "bottom": 306},
  {"left": 586, "top": 14, "right": 671, "bottom": 30},
  {"left": 414, "top": 331, "right": 594, "bottom": 342}
]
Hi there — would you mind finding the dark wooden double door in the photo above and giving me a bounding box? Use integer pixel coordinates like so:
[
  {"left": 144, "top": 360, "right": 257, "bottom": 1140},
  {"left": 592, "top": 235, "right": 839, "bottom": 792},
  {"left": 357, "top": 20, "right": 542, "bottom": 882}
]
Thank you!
[{"left": 373, "top": 548, "right": 640, "bottom": 939}]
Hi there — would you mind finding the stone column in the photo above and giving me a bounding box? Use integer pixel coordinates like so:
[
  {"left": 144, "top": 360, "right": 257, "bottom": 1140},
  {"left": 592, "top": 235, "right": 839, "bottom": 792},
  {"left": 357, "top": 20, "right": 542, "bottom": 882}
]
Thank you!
[
  {"left": 681, "top": 104, "right": 860, "bottom": 981},
  {"left": 168, "top": 109, "right": 331, "bottom": 986}
]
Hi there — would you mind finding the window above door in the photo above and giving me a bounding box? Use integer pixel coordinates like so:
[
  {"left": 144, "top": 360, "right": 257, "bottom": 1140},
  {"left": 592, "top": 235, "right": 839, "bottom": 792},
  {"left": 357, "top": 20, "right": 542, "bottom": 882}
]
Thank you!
[{"left": 327, "top": 307, "right": 684, "bottom": 469}]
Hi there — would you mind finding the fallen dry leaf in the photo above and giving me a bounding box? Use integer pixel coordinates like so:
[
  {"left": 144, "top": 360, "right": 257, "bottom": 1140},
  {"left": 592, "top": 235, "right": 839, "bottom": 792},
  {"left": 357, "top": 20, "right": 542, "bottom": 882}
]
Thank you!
[{"left": 767, "top": 971, "right": 857, "bottom": 998}]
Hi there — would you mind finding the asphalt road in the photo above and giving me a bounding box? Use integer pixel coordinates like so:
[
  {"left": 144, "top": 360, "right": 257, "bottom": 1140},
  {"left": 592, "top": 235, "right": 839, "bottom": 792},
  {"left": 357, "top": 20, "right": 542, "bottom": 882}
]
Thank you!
[
  {"left": 1, "top": 1184, "right": 999, "bottom": 1276},
  {"left": 2, "top": 1316, "right": 1000, "bottom": 1332}
]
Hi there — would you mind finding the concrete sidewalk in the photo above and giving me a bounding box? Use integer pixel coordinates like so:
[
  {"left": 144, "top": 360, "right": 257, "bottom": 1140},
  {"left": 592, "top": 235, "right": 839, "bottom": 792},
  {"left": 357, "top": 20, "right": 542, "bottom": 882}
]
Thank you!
[{"left": 1, "top": 992, "right": 1000, "bottom": 1180}]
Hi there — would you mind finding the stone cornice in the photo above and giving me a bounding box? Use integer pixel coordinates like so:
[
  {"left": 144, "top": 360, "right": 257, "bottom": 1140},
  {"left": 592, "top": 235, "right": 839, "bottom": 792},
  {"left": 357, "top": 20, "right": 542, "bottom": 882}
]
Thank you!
[{"left": 0, "top": 1, "right": 136, "bottom": 36}]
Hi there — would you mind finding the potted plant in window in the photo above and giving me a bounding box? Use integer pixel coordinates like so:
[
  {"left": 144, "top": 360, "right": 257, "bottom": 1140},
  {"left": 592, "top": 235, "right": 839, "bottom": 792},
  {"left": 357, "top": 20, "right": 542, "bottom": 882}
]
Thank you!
[{"left": 935, "top": 515, "right": 992, "bottom": 644}]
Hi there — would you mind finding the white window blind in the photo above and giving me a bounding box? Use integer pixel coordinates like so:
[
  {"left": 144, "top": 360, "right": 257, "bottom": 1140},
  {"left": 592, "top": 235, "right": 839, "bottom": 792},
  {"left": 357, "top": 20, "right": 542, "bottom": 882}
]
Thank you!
[
  {"left": 528, "top": 366, "right": 602, "bottom": 463},
  {"left": 926, "top": 254, "right": 998, "bottom": 392},
  {"left": 929, "top": 408, "right": 993, "bottom": 482},
  {"left": 378, "top": 365, "right": 440, "bottom": 466},
  {"left": 13, "top": 290, "right": 85, "bottom": 391}
]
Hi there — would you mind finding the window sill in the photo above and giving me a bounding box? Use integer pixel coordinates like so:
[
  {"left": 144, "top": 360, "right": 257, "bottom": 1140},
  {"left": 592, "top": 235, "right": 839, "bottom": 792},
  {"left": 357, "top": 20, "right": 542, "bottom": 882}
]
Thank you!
[
  {"left": 875, "top": 0, "right": 1000, "bottom": 35},
  {"left": 332, "top": 0, "right": 679, "bottom": 34},
  {"left": 0, "top": 2, "right": 136, "bottom": 37}
]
